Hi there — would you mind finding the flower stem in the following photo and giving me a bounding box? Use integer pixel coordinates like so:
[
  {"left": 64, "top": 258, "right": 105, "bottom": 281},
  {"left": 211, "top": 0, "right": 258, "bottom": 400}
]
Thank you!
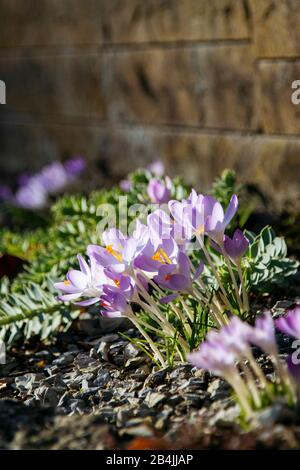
[
  {"left": 200, "top": 241, "right": 234, "bottom": 313},
  {"left": 237, "top": 262, "right": 250, "bottom": 313},
  {"left": 221, "top": 248, "right": 244, "bottom": 312},
  {"left": 129, "top": 315, "right": 166, "bottom": 367}
]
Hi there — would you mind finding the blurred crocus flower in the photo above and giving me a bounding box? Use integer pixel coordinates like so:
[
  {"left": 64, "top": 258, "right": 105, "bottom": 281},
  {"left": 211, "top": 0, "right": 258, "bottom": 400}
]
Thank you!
[
  {"left": 223, "top": 229, "right": 249, "bottom": 263},
  {"left": 248, "top": 311, "right": 278, "bottom": 356},
  {"left": 287, "top": 354, "right": 300, "bottom": 386},
  {"left": 207, "top": 316, "right": 252, "bottom": 358},
  {"left": 38, "top": 162, "right": 68, "bottom": 194},
  {"left": 276, "top": 306, "right": 300, "bottom": 340},
  {"left": 147, "top": 178, "right": 171, "bottom": 204},
  {"left": 120, "top": 179, "right": 132, "bottom": 192},
  {"left": 64, "top": 156, "right": 86, "bottom": 176},
  {"left": 15, "top": 178, "right": 48, "bottom": 210},
  {"left": 0, "top": 184, "right": 13, "bottom": 202},
  {"left": 188, "top": 341, "right": 237, "bottom": 379},
  {"left": 147, "top": 160, "right": 165, "bottom": 177}
]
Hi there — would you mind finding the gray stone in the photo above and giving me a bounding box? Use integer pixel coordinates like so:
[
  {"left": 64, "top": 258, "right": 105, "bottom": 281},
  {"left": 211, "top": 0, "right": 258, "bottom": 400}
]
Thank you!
[{"left": 145, "top": 392, "right": 166, "bottom": 408}]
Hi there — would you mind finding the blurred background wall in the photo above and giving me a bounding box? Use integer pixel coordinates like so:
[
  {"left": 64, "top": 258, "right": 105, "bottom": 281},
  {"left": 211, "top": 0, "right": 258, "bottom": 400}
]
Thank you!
[{"left": 0, "top": 0, "right": 300, "bottom": 203}]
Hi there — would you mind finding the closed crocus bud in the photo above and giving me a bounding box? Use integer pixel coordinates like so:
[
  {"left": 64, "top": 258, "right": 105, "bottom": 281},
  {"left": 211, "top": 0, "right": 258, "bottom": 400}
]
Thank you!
[
  {"left": 147, "top": 178, "right": 171, "bottom": 204},
  {"left": 223, "top": 229, "right": 249, "bottom": 263}
]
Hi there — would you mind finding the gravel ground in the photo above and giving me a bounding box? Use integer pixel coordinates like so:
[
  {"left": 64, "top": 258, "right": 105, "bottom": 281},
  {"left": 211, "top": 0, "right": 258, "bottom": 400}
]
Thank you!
[{"left": 0, "top": 301, "right": 300, "bottom": 450}]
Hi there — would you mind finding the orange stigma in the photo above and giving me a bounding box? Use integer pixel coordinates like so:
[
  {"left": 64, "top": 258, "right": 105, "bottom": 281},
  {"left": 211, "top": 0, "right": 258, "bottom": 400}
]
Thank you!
[{"left": 152, "top": 248, "right": 172, "bottom": 264}]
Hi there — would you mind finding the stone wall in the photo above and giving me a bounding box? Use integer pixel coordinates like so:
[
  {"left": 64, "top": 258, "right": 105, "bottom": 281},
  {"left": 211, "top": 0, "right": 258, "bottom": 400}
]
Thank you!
[{"left": 0, "top": 0, "right": 300, "bottom": 202}]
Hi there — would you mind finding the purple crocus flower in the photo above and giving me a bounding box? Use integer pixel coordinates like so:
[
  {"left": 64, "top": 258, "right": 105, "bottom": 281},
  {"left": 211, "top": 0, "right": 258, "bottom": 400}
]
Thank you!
[
  {"left": 134, "top": 236, "right": 179, "bottom": 274},
  {"left": 88, "top": 228, "right": 148, "bottom": 274},
  {"left": 154, "top": 252, "right": 201, "bottom": 294},
  {"left": 147, "top": 178, "right": 171, "bottom": 204},
  {"left": 120, "top": 179, "right": 132, "bottom": 192},
  {"left": 207, "top": 316, "right": 252, "bottom": 358},
  {"left": 276, "top": 306, "right": 300, "bottom": 340},
  {"left": 168, "top": 190, "right": 205, "bottom": 241},
  {"left": 248, "top": 311, "right": 278, "bottom": 356},
  {"left": 203, "top": 194, "right": 238, "bottom": 245},
  {"left": 100, "top": 289, "right": 132, "bottom": 318},
  {"left": 223, "top": 229, "right": 249, "bottom": 263},
  {"left": 14, "top": 178, "right": 48, "bottom": 210},
  {"left": 103, "top": 269, "right": 135, "bottom": 300},
  {"left": 38, "top": 162, "right": 68, "bottom": 194},
  {"left": 64, "top": 156, "right": 86, "bottom": 176},
  {"left": 54, "top": 254, "right": 107, "bottom": 306},
  {"left": 188, "top": 341, "right": 237, "bottom": 378},
  {"left": 147, "top": 160, "right": 164, "bottom": 177}
]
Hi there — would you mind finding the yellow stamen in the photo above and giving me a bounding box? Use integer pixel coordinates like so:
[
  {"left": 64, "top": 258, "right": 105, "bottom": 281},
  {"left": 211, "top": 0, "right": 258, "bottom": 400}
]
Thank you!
[
  {"left": 64, "top": 280, "right": 71, "bottom": 286},
  {"left": 106, "top": 244, "right": 123, "bottom": 262},
  {"left": 195, "top": 224, "right": 205, "bottom": 236},
  {"left": 114, "top": 279, "right": 120, "bottom": 287}
]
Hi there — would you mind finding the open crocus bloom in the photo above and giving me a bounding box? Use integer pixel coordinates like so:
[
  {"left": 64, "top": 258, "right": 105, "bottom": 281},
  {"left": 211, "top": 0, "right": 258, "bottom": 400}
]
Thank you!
[
  {"left": 276, "top": 306, "right": 300, "bottom": 340},
  {"left": 88, "top": 228, "right": 147, "bottom": 274},
  {"left": 134, "top": 236, "right": 179, "bottom": 274},
  {"left": 223, "top": 229, "right": 249, "bottom": 263},
  {"left": 54, "top": 254, "right": 107, "bottom": 306}
]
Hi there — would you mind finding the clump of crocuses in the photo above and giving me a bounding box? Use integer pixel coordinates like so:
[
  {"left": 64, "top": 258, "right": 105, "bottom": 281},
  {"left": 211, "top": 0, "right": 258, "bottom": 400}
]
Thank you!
[
  {"left": 189, "top": 308, "right": 300, "bottom": 419},
  {"left": 55, "top": 183, "right": 251, "bottom": 366},
  {"left": 0, "top": 156, "right": 86, "bottom": 210}
]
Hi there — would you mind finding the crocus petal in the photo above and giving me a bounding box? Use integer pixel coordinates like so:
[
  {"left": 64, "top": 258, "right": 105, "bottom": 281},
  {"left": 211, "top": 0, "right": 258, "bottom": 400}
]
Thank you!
[
  {"left": 54, "top": 281, "right": 79, "bottom": 294},
  {"left": 77, "top": 254, "right": 90, "bottom": 278},
  {"left": 75, "top": 298, "right": 99, "bottom": 306},
  {"left": 58, "top": 293, "right": 82, "bottom": 302},
  {"left": 102, "top": 228, "right": 125, "bottom": 251},
  {"left": 224, "top": 194, "right": 238, "bottom": 226},
  {"left": 67, "top": 270, "right": 88, "bottom": 290},
  {"left": 160, "top": 293, "right": 178, "bottom": 304}
]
